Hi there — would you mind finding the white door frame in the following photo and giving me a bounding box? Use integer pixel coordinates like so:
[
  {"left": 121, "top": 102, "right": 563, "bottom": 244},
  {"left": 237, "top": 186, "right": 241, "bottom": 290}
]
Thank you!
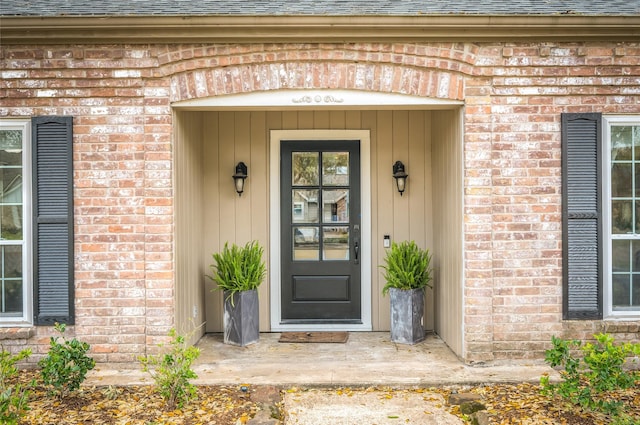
[{"left": 270, "top": 129, "right": 372, "bottom": 331}]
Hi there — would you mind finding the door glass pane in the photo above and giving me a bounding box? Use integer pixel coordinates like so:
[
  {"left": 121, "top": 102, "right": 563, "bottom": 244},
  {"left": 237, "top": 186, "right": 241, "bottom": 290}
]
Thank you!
[
  {"left": 323, "top": 226, "right": 349, "bottom": 261},
  {"left": 322, "top": 152, "right": 349, "bottom": 186},
  {"left": 292, "top": 190, "right": 319, "bottom": 223},
  {"left": 293, "top": 226, "right": 319, "bottom": 261},
  {"left": 1, "top": 246, "right": 23, "bottom": 315},
  {"left": 292, "top": 152, "right": 319, "bottom": 186},
  {"left": 322, "top": 190, "right": 349, "bottom": 223}
]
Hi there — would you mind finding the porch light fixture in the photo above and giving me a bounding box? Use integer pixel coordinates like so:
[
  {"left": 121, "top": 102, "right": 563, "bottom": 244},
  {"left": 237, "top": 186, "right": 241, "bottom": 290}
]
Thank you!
[
  {"left": 233, "top": 162, "right": 248, "bottom": 196},
  {"left": 392, "top": 161, "right": 408, "bottom": 196}
]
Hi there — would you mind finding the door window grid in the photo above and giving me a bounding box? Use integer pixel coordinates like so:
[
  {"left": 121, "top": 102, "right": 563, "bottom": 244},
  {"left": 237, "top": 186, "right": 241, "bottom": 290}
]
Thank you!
[{"left": 291, "top": 151, "right": 350, "bottom": 262}]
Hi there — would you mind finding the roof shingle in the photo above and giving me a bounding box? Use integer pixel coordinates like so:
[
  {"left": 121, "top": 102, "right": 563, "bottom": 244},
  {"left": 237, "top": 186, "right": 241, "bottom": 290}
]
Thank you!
[{"left": 2, "top": 0, "right": 639, "bottom": 17}]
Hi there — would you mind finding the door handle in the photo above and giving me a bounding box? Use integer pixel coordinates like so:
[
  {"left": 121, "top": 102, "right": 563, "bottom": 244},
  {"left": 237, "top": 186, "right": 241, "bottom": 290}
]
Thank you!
[{"left": 354, "top": 241, "right": 359, "bottom": 263}]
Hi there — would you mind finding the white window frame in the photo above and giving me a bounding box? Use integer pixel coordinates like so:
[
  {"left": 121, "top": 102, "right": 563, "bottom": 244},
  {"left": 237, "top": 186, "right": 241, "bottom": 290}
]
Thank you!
[
  {"left": 603, "top": 115, "right": 640, "bottom": 319},
  {"left": 0, "top": 119, "right": 32, "bottom": 325}
]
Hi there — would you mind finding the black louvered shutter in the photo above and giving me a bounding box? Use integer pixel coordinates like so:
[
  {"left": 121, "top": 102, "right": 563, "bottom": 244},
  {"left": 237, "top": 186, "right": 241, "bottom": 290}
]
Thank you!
[
  {"left": 561, "top": 113, "right": 602, "bottom": 320},
  {"left": 32, "top": 116, "right": 74, "bottom": 325}
]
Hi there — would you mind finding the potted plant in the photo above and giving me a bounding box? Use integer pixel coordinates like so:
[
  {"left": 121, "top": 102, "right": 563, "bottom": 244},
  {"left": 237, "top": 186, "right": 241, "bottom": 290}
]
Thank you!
[
  {"left": 208, "top": 241, "right": 266, "bottom": 346},
  {"left": 381, "top": 240, "right": 433, "bottom": 344}
]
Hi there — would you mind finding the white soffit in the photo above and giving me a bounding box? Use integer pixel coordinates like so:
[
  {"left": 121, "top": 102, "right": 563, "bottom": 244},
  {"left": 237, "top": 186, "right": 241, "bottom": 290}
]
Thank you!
[{"left": 172, "top": 89, "right": 463, "bottom": 110}]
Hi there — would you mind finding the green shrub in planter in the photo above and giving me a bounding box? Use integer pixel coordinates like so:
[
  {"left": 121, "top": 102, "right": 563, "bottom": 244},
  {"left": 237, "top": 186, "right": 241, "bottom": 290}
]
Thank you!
[
  {"left": 381, "top": 240, "right": 433, "bottom": 294},
  {"left": 208, "top": 241, "right": 266, "bottom": 303},
  {"left": 381, "top": 240, "right": 433, "bottom": 344},
  {"left": 208, "top": 241, "right": 266, "bottom": 346}
]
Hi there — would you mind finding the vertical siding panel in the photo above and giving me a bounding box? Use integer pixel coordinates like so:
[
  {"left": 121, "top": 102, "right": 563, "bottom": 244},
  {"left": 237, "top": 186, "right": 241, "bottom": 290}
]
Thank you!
[
  {"left": 345, "top": 111, "right": 361, "bottom": 129},
  {"left": 408, "top": 110, "right": 433, "bottom": 330},
  {"left": 432, "top": 109, "right": 463, "bottom": 356},
  {"left": 362, "top": 110, "right": 380, "bottom": 329},
  {"left": 266, "top": 111, "right": 282, "bottom": 329},
  {"left": 329, "top": 110, "right": 346, "bottom": 129},
  {"left": 235, "top": 112, "right": 252, "bottom": 243},
  {"left": 314, "top": 111, "right": 330, "bottom": 128},
  {"left": 174, "top": 113, "right": 205, "bottom": 343},
  {"left": 203, "top": 112, "right": 222, "bottom": 332},
  {"left": 376, "top": 110, "right": 393, "bottom": 330},
  {"left": 298, "top": 111, "right": 314, "bottom": 129},
  {"left": 282, "top": 111, "right": 298, "bottom": 130},
  {"left": 392, "top": 111, "right": 410, "bottom": 242},
  {"left": 250, "top": 111, "right": 270, "bottom": 330}
]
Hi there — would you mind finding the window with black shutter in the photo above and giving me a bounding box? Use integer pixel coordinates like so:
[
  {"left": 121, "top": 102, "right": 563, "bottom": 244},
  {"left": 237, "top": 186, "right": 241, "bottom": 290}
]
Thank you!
[
  {"left": 32, "top": 116, "right": 74, "bottom": 325},
  {"left": 561, "top": 113, "right": 603, "bottom": 320}
]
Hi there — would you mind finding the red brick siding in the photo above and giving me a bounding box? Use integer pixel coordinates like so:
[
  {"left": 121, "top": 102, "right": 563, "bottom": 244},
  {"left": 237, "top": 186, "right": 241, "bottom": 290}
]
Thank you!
[{"left": 1, "top": 41, "right": 639, "bottom": 364}]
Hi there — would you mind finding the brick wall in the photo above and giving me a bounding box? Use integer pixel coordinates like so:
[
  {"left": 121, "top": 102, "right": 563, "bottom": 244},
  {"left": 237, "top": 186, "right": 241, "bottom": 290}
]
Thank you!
[{"left": 1, "top": 41, "right": 639, "bottom": 363}]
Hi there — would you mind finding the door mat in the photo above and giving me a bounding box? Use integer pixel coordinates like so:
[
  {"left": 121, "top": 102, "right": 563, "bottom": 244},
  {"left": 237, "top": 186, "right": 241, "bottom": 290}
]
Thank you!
[{"left": 278, "top": 331, "right": 349, "bottom": 343}]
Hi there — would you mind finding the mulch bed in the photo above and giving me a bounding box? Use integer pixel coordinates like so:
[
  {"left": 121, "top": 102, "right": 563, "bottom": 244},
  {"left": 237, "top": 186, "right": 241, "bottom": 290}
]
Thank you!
[{"left": 12, "top": 370, "right": 640, "bottom": 424}]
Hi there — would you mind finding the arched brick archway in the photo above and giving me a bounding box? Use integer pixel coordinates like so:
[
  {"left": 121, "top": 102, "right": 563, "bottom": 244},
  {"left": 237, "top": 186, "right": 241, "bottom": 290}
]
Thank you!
[{"left": 160, "top": 43, "right": 477, "bottom": 102}]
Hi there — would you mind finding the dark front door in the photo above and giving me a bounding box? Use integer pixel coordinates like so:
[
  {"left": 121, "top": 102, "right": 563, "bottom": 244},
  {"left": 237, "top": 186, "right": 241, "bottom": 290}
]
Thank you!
[{"left": 281, "top": 140, "right": 361, "bottom": 323}]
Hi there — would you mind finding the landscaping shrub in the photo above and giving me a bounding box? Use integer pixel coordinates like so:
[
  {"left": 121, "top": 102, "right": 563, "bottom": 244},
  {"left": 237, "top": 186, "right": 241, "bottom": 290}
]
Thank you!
[
  {"left": 139, "top": 328, "right": 201, "bottom": 410},
  {"left": 0, "top": 347, "right": 33, "bottom": 424},
  {"left": 38, "top": 323, "right": 95, "bottom": 398},
  {"left": 541, "top": 333, "right": 640, "bottom": 419}
]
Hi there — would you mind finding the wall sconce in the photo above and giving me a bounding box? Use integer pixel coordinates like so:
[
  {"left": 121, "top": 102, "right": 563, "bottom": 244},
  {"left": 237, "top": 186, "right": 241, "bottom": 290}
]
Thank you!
[
  {"left": 233, "top": 162, "right": 248, "bottom": 196},
  {"left": 392, "top": 161, "right": 408, "bottom": 196}
]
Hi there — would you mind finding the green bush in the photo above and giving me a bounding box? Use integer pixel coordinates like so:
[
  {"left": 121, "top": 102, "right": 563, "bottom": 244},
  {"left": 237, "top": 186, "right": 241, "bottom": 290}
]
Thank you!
[
  {"left": 0, "top": 347, "right": 33, "bottom": 425},
  {"left": 139, "top": 328, "right": 201, "bottom": 410},
  {"left": 38, "top": 323, "right": 95, "bottom": 398},
  {"left": 540, "top": 333, "right": 640, "bottom": 417},
  {"left": 380, "top": 240, "right": 432, "bottom": 295}
]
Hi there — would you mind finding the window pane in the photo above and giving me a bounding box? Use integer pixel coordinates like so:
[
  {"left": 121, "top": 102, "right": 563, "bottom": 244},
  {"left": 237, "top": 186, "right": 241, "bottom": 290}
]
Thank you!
[
  {"left": 1, "top": 205, "right": 22, "bottom": 240},
  {"left": 611, "top": 163, "right": 632, "bottom": 197},
  {"left": 4, "top": 246, "right": 21, "bottom": 278},
  {"left": 612, "top": 200, "right": 633, "bottom": 234},
  {"left": 612, "top": 274, "right": 630, "bottom": 308},
  {"left": 322, "top": 190, "right": 349, "bottom": 223},
  {"left": 323, "top": 226, "right": 349, "bottom": 261},
  {"left": 633, "top": 275, "right": 640, "bottom": 307},
  {"left": 1, "top": 246, "right": 23, "bottom": 315},
  {"left": 612, "top": 240, "right": 631, "bottom": 271},
  {"left": 0, "top": 130, "right": 23, "bottom": 167},
  {"left": 293, "top": 226, "right": 319, "bottom": 261},
  {"left": 322, "top": 152, "right": 349, "bottom": 186},
  {"left": 292, "top": 190, "right": 319, "bottom": 223},
  {"left": 292, "top": 152, "right": 319, "bottom": 186},
  {"left": 2, "top": 279, "right": 22, "bottom": 314},
  {"left": 0, "top": 168, "right": 22, "bottom": 204},
  {"left": 611, "top": 126, "right": 633, "bottom": 161}
]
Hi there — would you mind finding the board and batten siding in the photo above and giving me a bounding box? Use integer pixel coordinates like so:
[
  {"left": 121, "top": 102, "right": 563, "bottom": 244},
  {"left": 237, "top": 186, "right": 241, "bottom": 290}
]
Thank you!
[
  {"left": 174, "top": 111, "right": 206, "bottom": 344},
  {"left": 431, "top": 109, "right": 464, "bottom": 356},
  {"left": 174, "top": 109, "right": 461, "bottom": 337}
]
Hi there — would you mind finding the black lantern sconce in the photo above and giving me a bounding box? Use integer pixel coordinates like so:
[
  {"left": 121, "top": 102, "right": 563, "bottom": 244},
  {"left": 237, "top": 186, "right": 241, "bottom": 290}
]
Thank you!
[
  {"left": 233, "top": 162, "right": 248, "bottom": 196},
  {"left": 392, "top": 161, "right": 408, "bottom": 196}
]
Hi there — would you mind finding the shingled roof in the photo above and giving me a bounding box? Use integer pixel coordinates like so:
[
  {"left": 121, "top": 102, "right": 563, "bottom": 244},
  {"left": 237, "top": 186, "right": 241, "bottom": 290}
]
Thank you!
[{"left": 2, "top": 0, "right": 640, "bottom": 17}]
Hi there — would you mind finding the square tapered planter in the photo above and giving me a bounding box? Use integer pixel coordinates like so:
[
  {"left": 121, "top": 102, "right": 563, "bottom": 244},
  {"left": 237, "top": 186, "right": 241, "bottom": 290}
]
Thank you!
[
  {"left": 389, "top": 287, "right": 425, "bottom": 344},
  {"left": 223, "top": 289, "right": 259, "bottom": 346}
]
